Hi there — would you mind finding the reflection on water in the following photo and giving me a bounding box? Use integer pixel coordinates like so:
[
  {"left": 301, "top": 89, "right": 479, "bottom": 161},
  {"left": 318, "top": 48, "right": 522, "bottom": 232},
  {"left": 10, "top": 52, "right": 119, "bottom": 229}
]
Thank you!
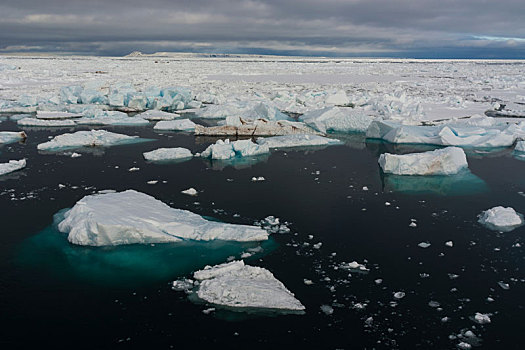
[
  {"left": 17, "top": 224, "right": 275, "bottom": 288},
  {"left": 381, "top": 170, "right": 488, "bottom": 196}
]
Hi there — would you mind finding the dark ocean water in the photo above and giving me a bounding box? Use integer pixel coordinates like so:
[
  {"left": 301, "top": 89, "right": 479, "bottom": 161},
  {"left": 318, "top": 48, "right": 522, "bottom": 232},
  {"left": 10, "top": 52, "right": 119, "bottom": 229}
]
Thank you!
[{"left": 0, "top": 117, "right": 523, "bottom": 349}]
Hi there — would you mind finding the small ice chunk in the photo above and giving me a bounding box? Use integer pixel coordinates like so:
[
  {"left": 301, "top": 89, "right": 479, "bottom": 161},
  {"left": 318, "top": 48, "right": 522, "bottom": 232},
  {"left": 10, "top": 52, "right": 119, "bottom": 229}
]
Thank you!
[
  {"left": 457, "top": 342, "right": 472, "bottom": 349},
  {"left": 393, "top": 291, "right": 405, "bottom": 299},
  {"left": 171, "top": 278, "right": 194, "bottom": 292},
  {"left": 251, "top": 176, "right": 265, "bottom": 182},
  {"left": 71, "top": 152, "right": 82, "bottom": 158},
  {"left": 0, "top": 131, "right": 27, "bottom": 145},
  {"left": 128, "top": 167, "right": 139, "bottom": 172},
  {"left": 472, "top": 312, "right": 491, "bottom": 324},
  {"left": 36, "top": 111, "right": 82, "bottom": 120},
  {"left": 320, "top": 305, "right": 334, "bottom": 315},
  {"left": 340, "top": 261, "right": 369, "bottom": 273},
  {"left": 136, "top": 110, "right": 180, "bottom": 121},
  {"left": 445, "top": 241, "right": 453, "bottom": 247},
  {"left": 181, "top": 188, "right": 198, "bottom": 196},
  {"left": 147, "top": 180, "right": 158, "bottom": 185},
  {"left": 153, "top": 119, "right": 196, "bottom": 131},
  {"left": 0, "top": 159, "right": 26, "bottom": 176},
  {"left": 193, "top": 260, "right": 305, "bottom": 311},
  {"left": 409, "top": 222, "right": 417, "bottom": 228},
  {"left": 418, "top": 242, "right": 431, "bottom": 248},
  {"left": 143, "top": 147, "right": 193, "bottom": 162},
  {"left": 478, "top": 206, "right": 523, "bottom": 232},
  {"left": 497, "top": 281, "right": 510, "bottom": 290},
  {"left": 303, "top": 279, "right": 314, "bottom": 285}
]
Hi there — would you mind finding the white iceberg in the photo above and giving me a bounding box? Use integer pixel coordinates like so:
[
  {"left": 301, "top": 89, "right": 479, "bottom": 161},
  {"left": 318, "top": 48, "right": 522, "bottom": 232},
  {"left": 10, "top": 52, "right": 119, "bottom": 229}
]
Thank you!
[
  {"left": 378, "top": 147, "right": 468, "bottom": 176},
  {"left": 193, "top": 260, "right": 305, "bottom": 311},
  {"left": 195, "top": 117, "right": 318, "bottom": 136},
  {"left": 478, "top": 206, "right": 524, "bottom": 232},
  {"left": 37, "top": 129, "right": 140, "bottom": 151},
  {"left": 57, "top": 190, "right": 269, "bottom": 246},
  {"left": 36, "top": 111, "right": 82, "bottom": 120},
  {"left": 153, "top": 119, "right": 196, "bottom": 131},
  {"left": 136, "top": 110, "right": 180, "bottom": 121},
  {"left": 299, "top": 107, "right": 375, "bottom": 133},
  {"left": 0, "top": 159, "right": 26, "bottom": 176},
  {"left": 201, "top": 139, "right": 269, "bottom": 160},
  {"left": 0, "top": 131, "right": 27, "bottom": 144},
  {"left": 256, "top": 134, "right": 341, "bottom": 149},
  {"left": 18, "top": 117, "right": 76, "bottom": 127},
  {"left": 143, "top": 147, "right": 193, "bottom": 162}
]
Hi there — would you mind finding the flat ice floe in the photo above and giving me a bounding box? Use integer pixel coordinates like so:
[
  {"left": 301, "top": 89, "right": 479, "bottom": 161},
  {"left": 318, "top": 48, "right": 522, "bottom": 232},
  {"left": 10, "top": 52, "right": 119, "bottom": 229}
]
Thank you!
[
  {"left": 143, "top": 147, "right": 193, "bottom": 162},
  {"left": 37, "top": 129, "right": 141, "bottom": 151},
  {"left": 366, "top": 120, "right": 525, "bottom": 148},
  {"left": 196, "top": 101, "right": 288, "bottom": 121},
  {"left": 135, "top": 110, "right": 180, "bottom": 121},
  {"left": 0, "top": 131, "right": 27, "bottom": 144},
  {"left": 195, "top": 117, "right": 318, "bottom": 136},
  {"left": 153, "top": 119, "right": 196, "bottom": 131},
  {"left": 36, "top": 111, "right": 82, "bottom": 119},
  {"left": 193, "top": 260, "right": 305, "bottom": 311},
  {"left": 75, "top": 111, "right": 149, "bottom": 126},
  {"left": 478, "top": 206, "right": 524, "bottom": 232},
  {"left": 200, "top": 139, "right": 269, "bottom": 160},
  {"left": 299, "top": 107, "right": 375, "bottom": 133},
  {"left": 57, "top": 190, "right": 269, "bottom": 246},
  {"left": 378, "top": 147, "right": 468, "bottom": 175},
  {"left": 18, "top": 117, "right": 76, "bottom": 127},
  {"left": 256, "top": 134, "right": 341, "bottom": 149},
  {"left": 0, "top": 159, "right": 26, "bottom": 176}
]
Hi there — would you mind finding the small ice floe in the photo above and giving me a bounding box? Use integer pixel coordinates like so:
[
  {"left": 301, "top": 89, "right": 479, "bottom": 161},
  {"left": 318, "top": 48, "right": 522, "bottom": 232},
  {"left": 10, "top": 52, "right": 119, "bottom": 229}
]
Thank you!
[
  {"left": 181, "top": 188, "right": 198, "bottom": 196},
  {"left": 303, "top": 279, "right": 314, "bottom": 285},
  {"left": 37, "top": 130, "right": 142, "bottom": 151},
  {"left": 128, "top": 167, "right": 139, "bottom": 172},
  {"left": 379, "top": 147, "right": 468, "bottom": 176},
  {"left": 393, "top": 291, "right": 406, "bottom": 300},
  {"left": 340, "top": 261, "right": 369, "bottom": 274},
  {"left": 136, "top": 110, "right": 179, "bottom": 121},
  {"left": 143, "top": 147, "right": 193, "bottom": 162},
  {"left": 57, "top": 190, "right": 269, "bottom": 246},
  {"left": 409, "top": 222, "right": 417, "bottom": 228},
  {"left": 147, "top": 180, "right": 158, "bottom": 185},
  {"left": 320, "top": 305, "right": 334, "bottom": 315},
  {"left": 313, "top": 242, "right": 322, "bottom": 249},
  {"left": 418, "top": 242, "right": 431, "bottom": 248},
  {"left": 471, "top": 312, "right": 491, "bottom": 324},
  {"left": 71, "top": 152, "right": 81, "bottom": 158},
  {"left": 299, "top": 106, "right": 375, "bottom": 133},
  {"left": 18, "top": 117, "right": 77, "bottom": 127},
  {"left": 254, "top": 216, "right": 290, "bottom": 234},
  {"left": 445, "top": 241, "right": 454, "bottom": 247},
  {"left": 202, "top": 308, "right": 216, "bottom": 315},
  {"left": 256, "top": 134, "right": 341, "bottom": 149},
  {"left": 478, "top": 206, "right": 524, "bottom": 232},
  {"left": 375, "top": 279, "right": 383, "bottom": 285},
  {"left": 201, "top": 139, "right": 269, "bottom": 160},
  {"left": 385, "top": 201, "right": 391, "bottom": 206},
  {"left": 193, "top": 260, "right": 305, "bottom": 311},
  {"left": 457, "top": 342, "right": 472, "bottom": 349},
  {"left": 75, "top": 111, "right": 149, "bottom": 126},
  {"left": 251, "top": 176, "right": 265, "bottom": 182},
  {"left": 497, "top": 281, "right": 510, "bottom": 290},
  {"left": 0, "top": 131, "right": 27, "bottom": 145},
  {"left": 362, "top": 186, "right": 369, "bottom": 191},
  {"left": 153, "top": 119, "right": 196, "bottom": 131},
  {"left": 428, "top": 301, "right": 440, "bottom": 308},
  {"left": 171, "top": 279, "right": 194, "bottom": 293},
  {"left": 0, "top": 159, "right": 26, "bottom": 176}
]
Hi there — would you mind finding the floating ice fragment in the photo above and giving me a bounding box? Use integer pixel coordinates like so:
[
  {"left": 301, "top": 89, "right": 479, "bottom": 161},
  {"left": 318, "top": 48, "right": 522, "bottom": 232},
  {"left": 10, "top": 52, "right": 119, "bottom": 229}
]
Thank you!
[
  {"left": 147, "top": 180, "right": 158, "bottom": 185},
  {"left": 172, "top": 279, "right": 194, "bottom": 293},
  {"left": 497, "top": 281, "right": 510, "bottom": 290},
  {"left": 299, "top": 107, "right": 374, "bottom": 133},
  {"left": 340, "top": 261, "right": 369, "bottom": 273},
  {"left": 256, "top": 134, "right": 341, "bottom": 149},
  {"left": 428, "top": 301, "right": 440, "bottom": 308},
  {"left": 18, "top": 117, "right": 77, "bottom": 127},
  {"left": 445, "top": 241, "right": 454, "bottom": 247},
  {"left": 154, "top": 119, "right": 196, "bottom": 131},
  {"left": 320, "top": 305, "right": 334, "bottom": 315},
  {"left": 37, "top": 130, "right": 142, "bottom": 151},
  {"left": 409, "top": 222, "right": 417, "bottom": 228},
  {"left": 478, "top": 206, "right": 523, "bottom": 232},
  {"left": 457, "top": 341, "right": 472, "bottom": 349},
  {"left": 128, "top": 167, "right": 139, "bottom": 172},
  {"left": 201, "top": 139, "right": 269, "bottom": 160},
  {"left": 57, "top": 190, "right": 268, "bottom": 246},
  {"left": 393, "top": 291, "right": 405, "bottom": 299},
  {"left": 136, "top": 110, "right": 180, "bottom": 121},
  {"left": 181, "top": 188, "right": 198, "bottom": 196},
  {"left": 143, "top": 148, "right": 193, "bottom": 162},
  {"left": 0, "top": 131, "right": 27, "bottom": 145},
  {"left": 0, "top": 159, "right": 26, "bottom": 176},
  {"left": 71, "top": 152, "right": 81, "bottom": 158},
  {"left": 303, "top": 279, "right": 314, "bottom": 285},
  {"left": 418, "top": 242, "right": 431, "bottom": 248},
  {"left": 193, "top": 260, "right": 305, "bottom": 311},
  {"left": 36, "top": 111, "right": 82, "bottom": 120},
  {"left": 362, "top": 186, "right": 369, "bottom": 191},
  {"left": 515, "top": 141, "right": 525, "bottom": 152},
  {"left": 472, "top": 312, "right": 491, "bottom": 324}
]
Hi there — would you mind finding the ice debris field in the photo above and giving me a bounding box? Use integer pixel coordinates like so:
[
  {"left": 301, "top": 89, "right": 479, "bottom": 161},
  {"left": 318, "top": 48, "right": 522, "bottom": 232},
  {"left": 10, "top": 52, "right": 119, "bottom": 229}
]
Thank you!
[{"left": 1, "top": 55, "right": 525, "bottom": 349}]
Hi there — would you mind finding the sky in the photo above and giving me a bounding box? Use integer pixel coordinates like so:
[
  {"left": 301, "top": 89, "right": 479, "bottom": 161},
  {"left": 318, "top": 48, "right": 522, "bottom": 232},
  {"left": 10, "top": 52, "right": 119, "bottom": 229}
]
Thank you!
[{"left": 0, "top": 0, "right": 524, "bottom": 58}]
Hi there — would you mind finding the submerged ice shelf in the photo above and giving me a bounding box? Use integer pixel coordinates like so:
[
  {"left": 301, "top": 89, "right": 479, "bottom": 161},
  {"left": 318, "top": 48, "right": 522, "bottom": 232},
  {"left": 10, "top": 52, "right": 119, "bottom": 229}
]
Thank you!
[{"left": 57, "top": 190, "right": 269, "bottom": 246}]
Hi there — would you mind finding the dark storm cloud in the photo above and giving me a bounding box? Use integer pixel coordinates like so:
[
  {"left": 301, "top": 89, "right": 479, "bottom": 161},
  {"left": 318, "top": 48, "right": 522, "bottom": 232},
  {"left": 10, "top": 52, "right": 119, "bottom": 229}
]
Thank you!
[{"left": 0, "top": 0, "right": 524, "bottom": 57}]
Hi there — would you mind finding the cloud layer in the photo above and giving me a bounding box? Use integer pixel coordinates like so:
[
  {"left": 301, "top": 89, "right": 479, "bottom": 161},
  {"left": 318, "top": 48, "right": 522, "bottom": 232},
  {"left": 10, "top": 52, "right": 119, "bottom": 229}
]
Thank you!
[{"left": 1, "top": 0, "right": 524, "bottom": 57}]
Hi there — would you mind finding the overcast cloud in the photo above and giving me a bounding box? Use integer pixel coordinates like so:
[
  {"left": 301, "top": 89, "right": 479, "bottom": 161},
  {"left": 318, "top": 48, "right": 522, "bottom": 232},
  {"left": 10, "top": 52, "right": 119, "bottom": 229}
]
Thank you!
[{"left": 0, "top": 0, "right": 524, "bottom": 57}]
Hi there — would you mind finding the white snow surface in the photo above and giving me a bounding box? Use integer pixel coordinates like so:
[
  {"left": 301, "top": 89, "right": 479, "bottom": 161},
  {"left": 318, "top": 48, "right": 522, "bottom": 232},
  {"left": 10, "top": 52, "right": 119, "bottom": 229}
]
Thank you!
[
  {"left": 378, "top": 147, "right": 468, "bottom": 175},
  {"left": 478, "top": 206, "right": 524, "bottom": 232},
  {"left": 193, "top": 260, "right": 305, "bottom": 311},
  {"left": 299, "top": 107, "right": 376, "bottom": 133},
  {"left": 0, "top": 131, "right": 27, "bottom": 144},
  {"left": 153, "top": 119, "right": 196, "bottom": 131},
  {"left": 143, "top": 147, "right": 193, "bottom": 161},
  {"left": 37, "top": 129, "right": 139, "bottom": 151},
  {"left": 256, "top": 134, "right": 341, "bottom": 149},
  {"left": 0, "top": 159, "right": 26, "bottom": 176},
  {"left": 57, "top": 190, "right": 269, "bottom": 246}
]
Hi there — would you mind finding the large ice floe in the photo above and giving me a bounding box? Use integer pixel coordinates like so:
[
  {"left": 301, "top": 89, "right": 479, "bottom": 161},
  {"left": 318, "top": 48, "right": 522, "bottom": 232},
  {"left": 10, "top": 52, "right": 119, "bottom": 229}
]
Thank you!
[
  {"left": 192, "top": 260, "right": 305, "bottom": 311},
  {"left": 18, "top": 117, "right": 76, "bottom": 127},
  {"left": 366, "top": 119, "right": 525, "bottom": 148},
  {"left": 256, "top": 134, "right": 341, "bottom": 149},
  {"left": 195, "top": 116, "right": 319, "bottom": 136},
  {"left": 57, "top": 190, "right": 269, "bottom": 246},
  {"left": 0, "top": 159, "right": 26, "bottom": 176},
  {"left": 135, "top": 110, "right": 180, "bottom": 121},
  {"left": 143, "top": 147, "right": 193, "bottom": 162},
  {"left": 0, "top": 131, "right": 27, "bottom": 144},
  {"left": 153, "top": 119, "right": 196, "bottom": 131},
  {"left": 37, "top": 129, "right": 142, "bottom": 151},
  {"left": 478, "top": 206, "right": 524, "bottom": 232},
  {"left": 75, "top": 111, "right": 149, "bottom": 126},
  {"left": 299, "top": 107, "right": 376, "bottom": 133},
  {"left": 200, "top": 139, "right": 269, "bottom": 160},
  {"left": 196, "top": 101, "right": 289, "bottom": 121},
  {"left": 36, "top": 111, "right": 82, "bottom": 119},
  {"left": 378, "top": 147, "right": 468, "bottom": 176}
]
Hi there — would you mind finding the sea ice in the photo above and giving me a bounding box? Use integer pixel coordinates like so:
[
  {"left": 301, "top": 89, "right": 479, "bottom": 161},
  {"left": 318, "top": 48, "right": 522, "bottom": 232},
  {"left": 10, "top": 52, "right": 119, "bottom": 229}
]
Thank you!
[
  {"left": 201, "top": 139, "right": 269, "bottom": 160},
  {"left": 37, "top": 129, "right": 140, "bottom": 151},
  {"left": 0, "top": 159, "right": 26, "bottom": 176},
  {"left": 75, "top": 111, "right": 149, "bottom": 126},
  {"left": 378, "top": 147, "right": 468, "bottom": 176},
  {"left": 515, "top": 141, "right": 525, "bottom": 152},
  {"left": 181, "top": 188, "right": 198, "bottom": 196},
  {"left": 478, "top": 206, "right": 523, "bottom": 232},
  {"left": 143, "top": 147, "right": 193, "bottom": 162},
  {"left": 195, "top": 117, "right": 318, "bottom": 136},
  {"left": 299, "top": 107, "right": 375, "bottom": 133},
  {"left": 57, "top": 190, "right": 269, "bottom": 246},
  {"left": 0, "top": 131, "right": 27, "bottom": 144},
  {"left": 17, "top": 117, "right": 76, "bottom": 127},
  {"left": 193, "top": 260, "right": 305, "bottom": 311},
  {"left": 153, "top": 119, "right": 196, "bottom": 131},
  {"left": 256, "top": 134, "right": 341, "bottom": 149},
  {"left": 196, "top": 101, "right": 288, "bottom": 121},
  {"left": 136, "top": 110, "right": 180, "bottom": 121},
  {"left": 36, "top": 111, "right": 82, "bottom": 120}
]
